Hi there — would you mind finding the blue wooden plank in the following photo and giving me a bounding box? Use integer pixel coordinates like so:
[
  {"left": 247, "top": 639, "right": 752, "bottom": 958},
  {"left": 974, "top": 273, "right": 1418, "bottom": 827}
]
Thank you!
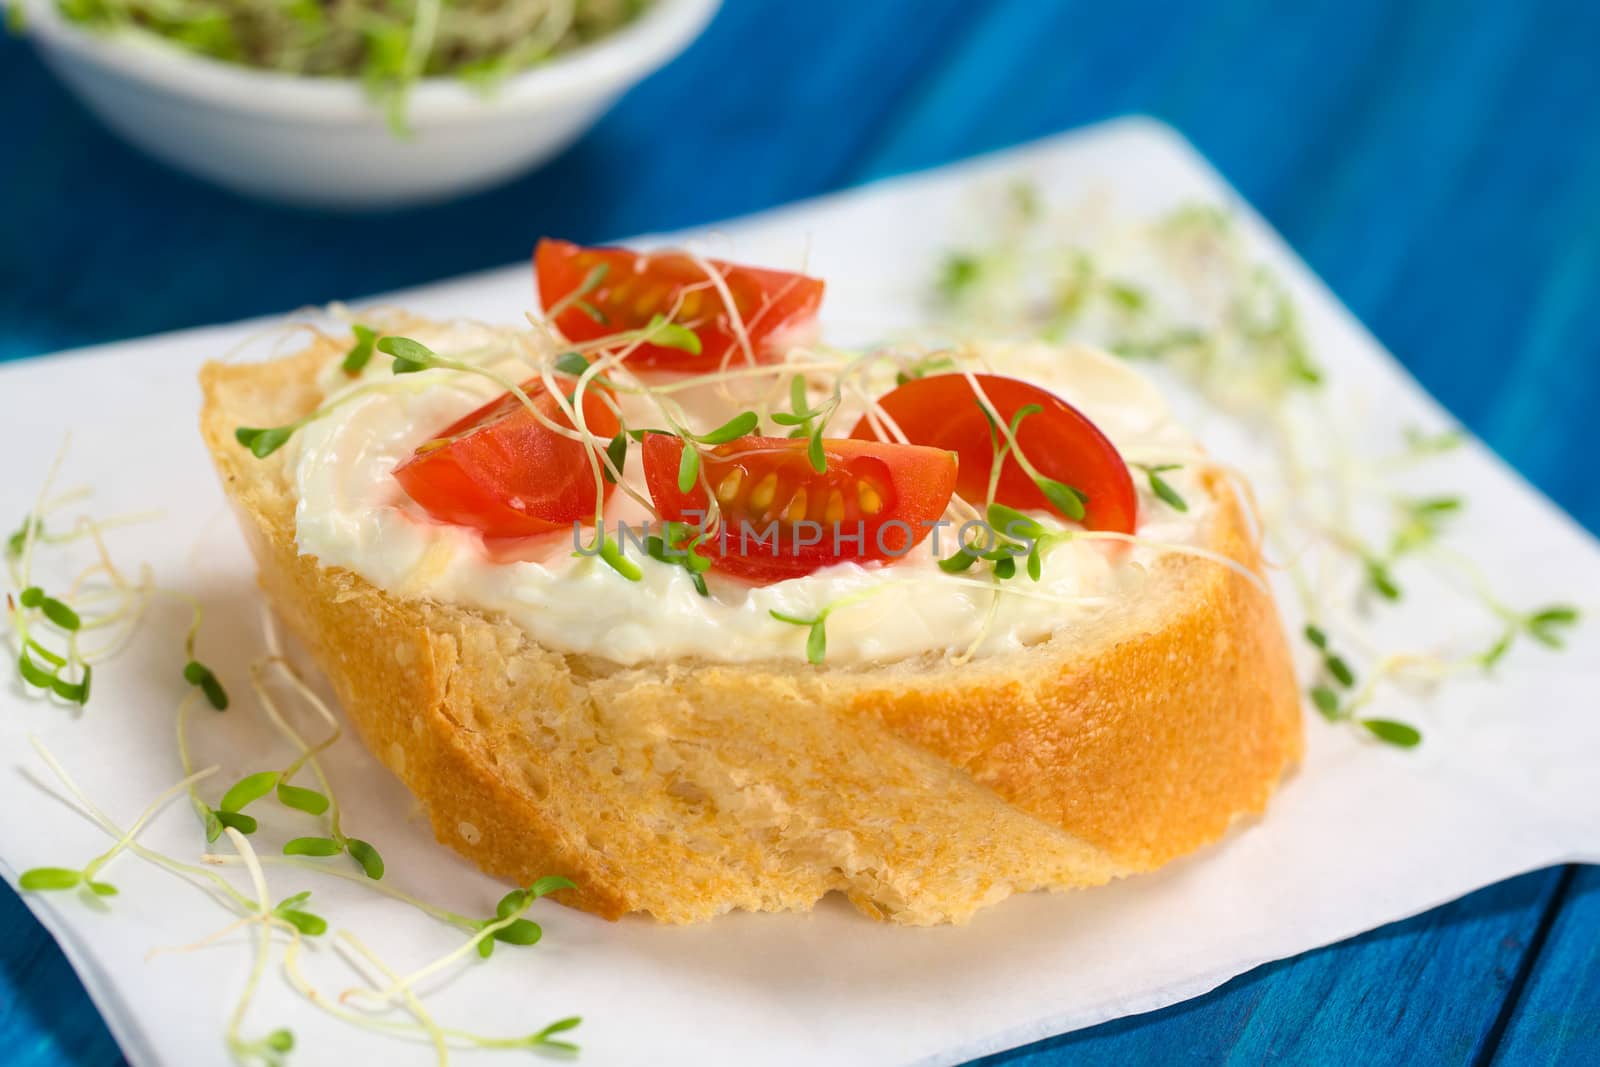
[
  {"left": 975, "top": 868, "right": 1570, "bottom": 1066},
  {"left": 1493, "top": 867, "right": 1600, "bottom": 1066},
  {"left": 0, "top": 880, "right": 122, "bottom": 1066},
  {"left": 0, "top": 0, "right": 978, "bottom": 364}
]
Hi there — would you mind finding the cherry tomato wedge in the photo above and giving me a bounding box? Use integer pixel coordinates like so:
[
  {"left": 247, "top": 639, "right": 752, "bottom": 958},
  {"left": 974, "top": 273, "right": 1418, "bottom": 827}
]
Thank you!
[
  {"left": 393, "top": 376, "right": 618, "bottom": 539},
  {"left": 850, "top": 373, "right": 1137, "bottom": 533},
  {"left": 535, "top": 238, "right": 825, "bottom": 370},
  {"left": 641, "top": 435, "right": 957, "bottom": 583}
]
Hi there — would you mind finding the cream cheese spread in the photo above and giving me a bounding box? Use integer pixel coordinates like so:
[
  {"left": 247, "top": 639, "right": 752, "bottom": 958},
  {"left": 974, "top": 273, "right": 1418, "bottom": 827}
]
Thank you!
[{"left": 287, "top": 322, "right": 1211, "bottom": 665}]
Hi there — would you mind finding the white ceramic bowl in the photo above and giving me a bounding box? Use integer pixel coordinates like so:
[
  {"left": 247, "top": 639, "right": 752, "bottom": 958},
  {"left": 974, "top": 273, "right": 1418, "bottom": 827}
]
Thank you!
[{"left": 23, "top": 0, "right": 719, "bottom": 210}]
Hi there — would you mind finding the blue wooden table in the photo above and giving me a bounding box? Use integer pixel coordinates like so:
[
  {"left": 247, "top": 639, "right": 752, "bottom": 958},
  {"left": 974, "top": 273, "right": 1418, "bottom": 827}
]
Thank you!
[{"left": 4, "top": 1, "right": 1599, "bottom": 1063}]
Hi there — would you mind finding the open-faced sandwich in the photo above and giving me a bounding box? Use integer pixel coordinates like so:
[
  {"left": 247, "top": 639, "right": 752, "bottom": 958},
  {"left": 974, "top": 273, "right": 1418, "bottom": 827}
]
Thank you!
[{"left": 198, "top": 240, "right": 1302, "bottom": 925}]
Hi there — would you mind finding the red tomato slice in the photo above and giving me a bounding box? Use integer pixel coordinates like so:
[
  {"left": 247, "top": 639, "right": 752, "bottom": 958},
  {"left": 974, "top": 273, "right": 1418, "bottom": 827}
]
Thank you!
[
  {"left": 393, "top": 376, "right": 619, "bottom": 539},
  {"left": 535, "top": 238, "right": 825, "bottom": 370},
  {"left": 641, "top": 435, "right": 957, "bottom": 582},
  {"left": 850, "top": 374, "right": 1137, "bottom": 533}
]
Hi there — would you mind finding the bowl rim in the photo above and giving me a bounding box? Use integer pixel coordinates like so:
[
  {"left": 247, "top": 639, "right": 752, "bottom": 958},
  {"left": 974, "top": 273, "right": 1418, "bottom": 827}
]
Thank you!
[{"left": 22, "top": 0, "right": 719, "bottom": 123}]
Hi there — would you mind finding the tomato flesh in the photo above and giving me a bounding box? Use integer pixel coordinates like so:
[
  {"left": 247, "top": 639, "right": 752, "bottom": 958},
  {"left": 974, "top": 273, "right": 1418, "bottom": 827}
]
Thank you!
[
  {"left": 850, "top": 373, "right": 1137, "bottom": 533},
  {"left": 393, "top": 376, "right": 618, "bottom": 539},
  {"left": 641, "top": 435, "right": 957, "bottom": 582},
  {"left": 535, "top": 238, "right": 825, "bottom": 370}
]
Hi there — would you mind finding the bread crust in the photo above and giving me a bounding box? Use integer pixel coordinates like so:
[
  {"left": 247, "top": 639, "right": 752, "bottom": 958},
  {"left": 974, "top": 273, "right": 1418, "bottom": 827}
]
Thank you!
[{"left": 198, "top": 332, "right": 1302, "bottom": 925}]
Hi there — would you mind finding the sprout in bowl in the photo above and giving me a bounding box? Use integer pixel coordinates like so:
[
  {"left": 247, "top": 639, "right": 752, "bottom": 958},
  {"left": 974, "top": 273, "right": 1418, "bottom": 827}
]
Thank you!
[{"left": 20, "top": 0, "right": 719, "bottom": 209}]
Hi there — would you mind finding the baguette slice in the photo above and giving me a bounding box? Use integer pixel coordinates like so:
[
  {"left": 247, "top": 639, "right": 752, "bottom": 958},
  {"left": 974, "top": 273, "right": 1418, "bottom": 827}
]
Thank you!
[{"left": 198, "top": 329, "right": 1303, "bottom": 925}]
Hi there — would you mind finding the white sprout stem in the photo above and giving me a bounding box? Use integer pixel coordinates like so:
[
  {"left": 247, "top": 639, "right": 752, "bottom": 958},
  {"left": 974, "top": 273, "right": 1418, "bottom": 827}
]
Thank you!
[
  {"left": 342, "top": 907, "right": 528, "bottom": 1010},
  {"left": 203, "top": 853, "right": 475, "bottom": 931},
  {"left": 146, "top": 914, "right": 258, "bottom": 961},
  {"left": 174, "top": 690, "right": 210, "bottom": 826},
  {"left": 951, "top": 588, "right": 1004, "bottom": 667},
  {"left": 403, "top": 0, "right": 442, "bottom": 82},
  {"left": 80, "top": 762, "right": 222, "bottom": 882},
  {"left": 28, "top": 736, "right": 255, "bottom": 912},
  {"left": 959, "top": 368, "right": 1058, "bottom": 491},
  {"left": 282, "top": 936, "right": 505, "bottom": 1051},
  {"left": 249, "top": 652, "right": 346, "bottom": 841},
  {"left": 685, "top": 250, "right": 755, "bottom": 375},
  {"left": 335, "top": 932, "right": 450, "bottom": 1066},
  {"left": 287, "top": 933, "right": 553, "bottom": 1051},
  {"left": 253, "top": 657, "right": 341, "bottom": 787},
  {"left": 221, "top": 828, "right": 275, "bottom": 1059}
]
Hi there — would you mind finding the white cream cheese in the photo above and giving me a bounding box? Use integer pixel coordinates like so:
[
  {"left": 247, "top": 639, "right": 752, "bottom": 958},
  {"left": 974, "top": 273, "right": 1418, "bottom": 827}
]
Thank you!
[{"left": 287, "top": 324, "right": 1212, "bottom": 666}]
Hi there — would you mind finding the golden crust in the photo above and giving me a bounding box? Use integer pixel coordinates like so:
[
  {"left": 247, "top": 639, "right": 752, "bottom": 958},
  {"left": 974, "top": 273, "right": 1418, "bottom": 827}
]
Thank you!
[{"left": 198, "top": 330, "right": 1302, "bottom": 925}]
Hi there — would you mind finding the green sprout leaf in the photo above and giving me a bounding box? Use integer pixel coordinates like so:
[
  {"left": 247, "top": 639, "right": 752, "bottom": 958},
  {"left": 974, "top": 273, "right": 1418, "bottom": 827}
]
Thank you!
[
  {"left": 1036, "top": 477, "right": 1087, "bottom": 522},
  {"left": 531, "top": 1016, "right": 583, "bottom": 1051},
  {"left": 938, "top": 254, "right": 981, "bottom": 300},
  {"left": 1325, "top": 654, "right": 1356, "bottom": 689},
  {"left": 377, "top": 335, "right": 436, "bottom": 374},
  {"left": 19, "top": 867, "right": 81, "bottom": 891},
  {"left": 346, "top": 838, "right": 385, "bottom": 880},
  {"left": 18, "top": 647, "right": 57, "bottom": 690},
  {"left": 50, "top": 666, "right": 92, "bottom": 705},
  {"left": 1304, "top": 624, "right": 1328, "bottom": 650},
  {"left": 1526, "top": 605, "right": 1581, "bottom": 648},
  {"left": 1365, "top": 558, "right": 1403, "bottom": 601},
  {"left": 1403, "top": 426, "right": 1465, "bottom": 456},
  {"left": 276, "top": 783, "right": 330, "bottom": 816},
  {"left": 1361, "top": 718, "right": 1422, "bottom": 748},
  {"left": 341, "top": 324, "right": 378, "bottom": 375},
  {"left": 265, "top": 1029, "right": 294, "bottom": 1053},
  {"left": 283, "top": 837, "right": 343, "bottom": 857},
  {"left": 1106, "top": 280, "right": 1147, "bottom": 311},
  {"left": 695, "top": 411, "right": 759, "bottom": 445},
  {"left": 220, "top": 772, "right": 280, "bottom": 814},
  {"left": 554, "top": 352, "right": 591, "bottom": 376},
  {"left": 495, "top": 889, "right": 530, "bottom": 919},
  {"left": 807, "top": 432, "right": 827, "bottom": 474},
  {"left": 214, "top": 811, "right": 259, "bottom": 835},
  {"left": 276, "top": 909, "right": 327, "bottom": 937},
  {"left": 234, "top": 426, "right": 296, "bottom": 459},
  {"left": 492, "top": 918, "right": 543, "bottom": 946},
  {"left": 36, "top": 594, "right": 80, "bottom": 631},
  {"left": 6, "top": 516, "right": 42, "bottom": 558},
  {"left": 1138, "top": 463, "right": 1189, "bottom": 512},
  {"left": 769, "top": 610, "right": 826, "bottom": 665},
  {"left": 183, "top": 660, "right": 229, "bottom": 710},
  {"left": 645, "top": 525, "right": 711, "bottom": 596},
  {"left": 645, "top": 314, "right": 702, "bottom": 355},
  {"left": 805, "top": 619, "right": 827, "bottom": 665},
  {"left": 986, "top": 503, "right": 1046, "bottom": 541},
  {"left": 86, "top": 881, "right": 119, "bottom": 897},
  {"left": 787, "top": 374, "right": 809, "bottom": 418},
  {"left": 938, "top": 550, "right": 978, "bottom": 574},
  {"left": 528, "top": 875, "right": 577, "bottom": 898},
  {"left": 1309, "top": 685, "right": 1340, "bottom": 719},
  {"left": 595, "top": 534, "right": 642, "bottom": 582},
  {"left": 677, "top": 442, "right": 700, "bottom": 494},
  {"left": 603, "top": 431, "right": 628, "bottom": 484}
]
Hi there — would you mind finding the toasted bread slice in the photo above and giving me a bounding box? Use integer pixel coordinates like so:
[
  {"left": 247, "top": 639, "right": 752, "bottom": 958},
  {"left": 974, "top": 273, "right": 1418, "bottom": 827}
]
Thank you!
[{"left": 198, "top": 328, "right": 1302, "bottom": 925}]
